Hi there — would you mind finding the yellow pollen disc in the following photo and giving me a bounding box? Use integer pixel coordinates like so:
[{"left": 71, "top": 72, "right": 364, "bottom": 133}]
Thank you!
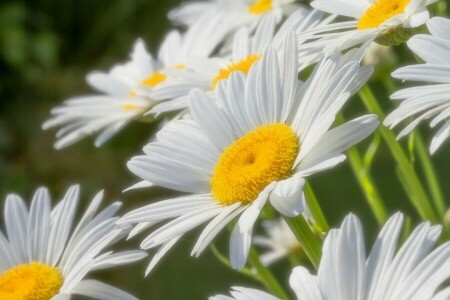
[
  {"left": 357, "top": 0, "right": 410, "bottom": 30},
  {"left": 248, "top": 0, "right": 273, "bottom": 14},
  {"left": 0, "top": 262, "right": 63, "bottom": 300},
  {"left": 142, "top": 72, "right": 167, "bottom": 87},
  {"left": 122, "top": 103, "right": 139, "bottom": 111},
  {"left": 211, "top": 54, "right": 261, "bottom": 89},
  {"left": 175, "top": 64, "right": 186, "bottom": 70},
  {"left": 211, "top": 123, "right": 299, "bottom": 205}
]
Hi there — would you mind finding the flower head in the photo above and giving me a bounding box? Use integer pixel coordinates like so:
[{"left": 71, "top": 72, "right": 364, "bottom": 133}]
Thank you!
[
  {"left": 43, "top": 12, "right": 228, "bottom": 149},
  {"left": 296, "top": 0, "right": 436, "bottom": 68},
  {"left": 121, "top": 32, "right": 378, "bottom": 274},
  {"left": 0, "top": 185, "right": 146, "bottom": 299},
  {"left": 385, "top": 17, "right": 450, "bottom": 154},
  {"left": 289, "top": 213, "right": 450, "bottom": 300}
]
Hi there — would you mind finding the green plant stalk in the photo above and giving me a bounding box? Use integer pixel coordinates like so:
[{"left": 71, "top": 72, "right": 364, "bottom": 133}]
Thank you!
[
  {"left": 304, "top": 183, "right": 329, "bottom": 232},
  {"left": 382, "top": 77, "right": 446, "bottom": 219},
  {"left": 413, "top": 133, "right": 447, "bottom": 217},
  {"left": 209, "top": 244, "right": 257, "bottom": 280},
  {"left": 283, "top": 215, "right": 322, "bottom": 269},
  {"left": 359, "top": 85, "right": 439, "bottom": 222},
  {"left": 347, "top": 145, "right": 388, "bottom": 225},
  {"left": 248, "top": 248, "right": 290, "bottom": 299}
]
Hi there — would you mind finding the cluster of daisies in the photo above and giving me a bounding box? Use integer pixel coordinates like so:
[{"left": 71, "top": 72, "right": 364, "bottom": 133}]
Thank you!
[{"left": 3, "top": 0, "right": 450, "bottom": 299}]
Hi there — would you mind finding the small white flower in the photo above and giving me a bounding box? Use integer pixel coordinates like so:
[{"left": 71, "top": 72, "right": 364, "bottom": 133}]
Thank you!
[
  {"left": 43, "top": 12, "right": 228, "bottom": 149},
  {"left": 254, "top": 218, "right": 301, "bottom": 266},
  {"left": 121, "top": 33, "right": 378, "bottom": 274},
  {"left": 0, "top": 185, "right": 147, "bottom": 300},
  {"left": 289, "top": 213, "right": 450, "bottom": 300},
  {"left": 150, "top": 7, "right": 328, "bottom": 116},
  {"left": 209, "top": 286, "right": 278, "bottom": 300},
  {"left": 385, "top": 17, "right": 450, "bottom": 154},
  {"left": 296, "top": 0, "right": 437, "bottom": 69}
]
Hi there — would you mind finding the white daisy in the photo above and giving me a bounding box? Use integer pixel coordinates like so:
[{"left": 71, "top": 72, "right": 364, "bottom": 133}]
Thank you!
[
  {"left": 209, "top": 286, "right": 278, "bottom": 300},
  {"left": 43, "top": 12, "right": 228, "bottom": 149},
  {"left": 289, "top": 212, "right": 450, "bottom": 300},
  {"left": 0, "top": 185, "right": 147, "bottom": 300},
  {"left": 296, "top": 0, "right": 437, "bottom": 69},
  {"left": 121, "top": 32, "right": 379, "bottom": 274},
  {"left": 149, "top": 8, "right": 330, "bottom": 116},
  {"left": 169, "top": 0, "right": 300, "bottom": 30},
  {"left": 254, "top": 218, "right": 301, "bottom": 266},
  {"left": 384, "top": 17, "right": 450, "bottom": 154}
]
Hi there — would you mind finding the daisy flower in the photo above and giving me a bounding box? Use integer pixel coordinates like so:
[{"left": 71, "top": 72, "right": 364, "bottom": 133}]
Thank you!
[
  {"left": 169, "top": 0, "right": 300, "bottom": 30},
  {"left": 121, "top": 32, "right": 379, "bottom": 274},
  {"left": 150, "top": 7, "right": 329, "bottom": 116},
  {"left": 253, "top": 218, "right": 301, "bottom": 266},
  {"left": 384, "top": 17, "right": 450, "bottom": 154},
  {"left": 210, "top": 286, "right": 278, "bottom": 300},
  {"left": 0, "top": 185, "right": 147, "bottom": 300},
  {"left": 43, "top": 12, "right": 228, "bottom": 149},
  {"left": 296, "top": 0, "right": 437, "bottom": 69},
  {"left": 289, "top": 213, "right": 450, "bottom": 300}
]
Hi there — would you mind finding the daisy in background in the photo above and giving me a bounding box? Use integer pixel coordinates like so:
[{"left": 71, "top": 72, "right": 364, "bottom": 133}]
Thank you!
[
  {"left": 43, "top": 12, "right": 229, "bottom": 149},
  {"left": 0, "top": 185, "right": 147, "bottom": 300},
  {"left": 384, "top": 17, "right": 450, "bottom": 154},
  {"left": 253, "top": 218, "right": 301, "bottom": 266},
  {"left": 295, "top": 0, "right": 437, "bottom": 69},
  {"left": 120, "top": 32, "right": 379, "bottom": 274},
  {"left": 210, "top": 286, "right": 278, "bottom": 300},
  {"left": 289, "top": 212, "right": 450, "bottom": 300},
  {"left": 169, "top": 0, "right": 300, "bottom": 30},
  {"left": 150, "top": 7, "right": 331, "bottom": 116}
]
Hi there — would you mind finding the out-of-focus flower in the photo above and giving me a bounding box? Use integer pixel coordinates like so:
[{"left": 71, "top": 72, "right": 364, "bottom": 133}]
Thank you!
[
  {"left": 43, "top": 12, "right": 228, "bottom": 149},
  {"left": 289, "top": 213, "right": 450, "bottom": 300},
  {"left": 209, "top": 286, "right": 278, "bottom": 300},
  {"left": 296, "top": 0, "right": 436, "bottom": 69},
  {"left": 0, "top": 185, "right": 147, "bottom": 300},
  {"left": 254, "top": 218, "right": 301, "bottom": 266},
  {"left": 169, "top": 0, "right": 300, "bottom": 31},
  {"left": 385, "top": 17, "right": 450, "bottom": 154},
  {"left": 150, "top": 7, "right": 328, "bottom": 116},
  {"left": 120, "top": 33, "right": 378, "bottom": 274}
]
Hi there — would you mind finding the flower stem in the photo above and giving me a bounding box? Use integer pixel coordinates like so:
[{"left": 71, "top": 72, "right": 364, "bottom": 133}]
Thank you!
[
  {"left": 347, "top": 143, "right": 388, "bottom": 225},
  {"left": 413, "top": 132, "right": 447, "bottom": 217},
  {"left": 283, "top": 215, "right": 322, "bottom": 269},
  {"left": 304, "top": 183, "right": 329, "bottom": 232},
  {"left": 358, "top": 85, "right": 439, "bottom": 222},
  {"left": 248, "top": 248, "right": 290, "bottom": 299}
]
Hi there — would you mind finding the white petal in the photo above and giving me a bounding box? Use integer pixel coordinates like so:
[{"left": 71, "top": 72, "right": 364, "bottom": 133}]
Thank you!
[{"left": 269, "top": 176, "right": 305, "bottom": 217}]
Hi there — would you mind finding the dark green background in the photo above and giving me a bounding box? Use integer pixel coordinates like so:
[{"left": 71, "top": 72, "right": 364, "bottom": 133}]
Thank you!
[{"left": 0, "top": 0, "right": 449, "bottom": 299}]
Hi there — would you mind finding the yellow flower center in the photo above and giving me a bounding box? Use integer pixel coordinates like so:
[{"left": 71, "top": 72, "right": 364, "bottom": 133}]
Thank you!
[
  {"left": 211, "top": 54, "right": 261, "bottom": 89},
  {"left": 248, "top": 0, "right": 273, "bottom": 14},
  {"left": 142, "top": 72, "right": 167, "bottom": 87},
  {"left": 357, "top": 0, "right": 410, "bottom": 30},
  {"left": 0, "top": 262, "right": 63, "bottom": 300},
  {"left": 211, "top": 123, "right": 299, "bottom": 205},
  {"left": 122, "top": 103, "right": 140, "bottom": 111}
]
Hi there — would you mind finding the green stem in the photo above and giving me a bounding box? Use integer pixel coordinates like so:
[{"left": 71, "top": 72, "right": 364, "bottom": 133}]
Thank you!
[
  {"left": 283, "top": 215, "right": 322, "bottom": 269},
  {"left": 347, "top": 145, "right": 388, "bottom": 225},
  {"left": 413, "top": 133, "right": 447, "bottom": 217},
  {"left": 248, "top": 248, "right": 290, "bottom": 299},
  {"left": 359, "top": 85, "right": 439, "bottom": 222},
  {"left": 304, "top": 183, "right": 329, "bottom": 232},
  {"left": 210, "top": 244, "right": 257, "bottom": 280}
]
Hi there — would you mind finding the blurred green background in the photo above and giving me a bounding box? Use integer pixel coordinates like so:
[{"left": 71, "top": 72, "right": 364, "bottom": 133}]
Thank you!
[{"left": 0, "top": 0, "right": 449, "bottom": 299}]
